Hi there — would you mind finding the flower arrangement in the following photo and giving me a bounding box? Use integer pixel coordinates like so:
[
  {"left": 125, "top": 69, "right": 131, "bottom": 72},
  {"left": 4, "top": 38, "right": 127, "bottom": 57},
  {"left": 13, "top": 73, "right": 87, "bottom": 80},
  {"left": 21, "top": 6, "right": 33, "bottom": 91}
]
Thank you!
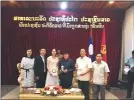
[{"left": 42, "top": 85, "right": 63, "bottom": 96}]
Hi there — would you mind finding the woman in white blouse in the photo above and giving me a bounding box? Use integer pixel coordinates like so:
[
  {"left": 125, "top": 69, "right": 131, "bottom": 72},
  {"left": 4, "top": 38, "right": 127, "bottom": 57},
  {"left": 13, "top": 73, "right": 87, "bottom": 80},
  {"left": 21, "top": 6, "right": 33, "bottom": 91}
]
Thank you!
[
  {"left": 45, "top": 49, "right": 59, "bottom": 86},
  {"left": 21, "top": 49, "right": 35, "bottom": 88}
]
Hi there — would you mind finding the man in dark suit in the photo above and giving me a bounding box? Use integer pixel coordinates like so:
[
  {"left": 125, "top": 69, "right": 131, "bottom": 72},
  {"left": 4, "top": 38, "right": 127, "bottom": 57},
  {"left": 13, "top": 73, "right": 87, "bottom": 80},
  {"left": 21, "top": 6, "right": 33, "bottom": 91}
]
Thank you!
[{"left": 34, "top": 48, "right": 47, "bottom": 88}]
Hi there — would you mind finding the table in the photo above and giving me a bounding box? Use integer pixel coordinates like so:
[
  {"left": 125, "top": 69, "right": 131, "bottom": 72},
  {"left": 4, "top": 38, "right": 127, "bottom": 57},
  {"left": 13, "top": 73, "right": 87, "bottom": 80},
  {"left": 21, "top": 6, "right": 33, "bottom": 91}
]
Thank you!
[
  {"left": 19, "top": 88, "right": 84, "bottom": 100},
  {"left": 19, "top": 94, "right": 84, "bottom": 100}
]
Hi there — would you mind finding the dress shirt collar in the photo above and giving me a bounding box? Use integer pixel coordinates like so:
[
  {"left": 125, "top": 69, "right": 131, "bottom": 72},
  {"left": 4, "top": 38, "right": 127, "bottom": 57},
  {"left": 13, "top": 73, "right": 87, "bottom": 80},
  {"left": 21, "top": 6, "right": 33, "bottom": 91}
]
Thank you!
[
  {"left": 26, "top": 57, "right": 31, "bottom": 58},
  {"left": 40, "top": 55, "right": 44, "bottom": 58},
  {"left": 64, "top": 58, "right": 69, "bottom": 61},
  {"left": 80, "top": 56, "right": 87, "bottom": 59},
  {"left": 95, "top": 61, "right": 102, "bottom": 64}
]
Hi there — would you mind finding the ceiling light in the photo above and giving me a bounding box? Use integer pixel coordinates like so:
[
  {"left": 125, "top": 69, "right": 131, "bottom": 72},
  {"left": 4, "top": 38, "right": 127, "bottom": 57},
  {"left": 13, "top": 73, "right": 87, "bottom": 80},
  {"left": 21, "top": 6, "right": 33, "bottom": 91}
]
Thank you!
[
  {"left": 60, "top": 2, "right": 67, "bottom": 10},
  {"left": 109, "top": 1, "right": 114, "bottom": 4},
  {"left": 10, "top": 0, "right": 15, "bottom": 2}
]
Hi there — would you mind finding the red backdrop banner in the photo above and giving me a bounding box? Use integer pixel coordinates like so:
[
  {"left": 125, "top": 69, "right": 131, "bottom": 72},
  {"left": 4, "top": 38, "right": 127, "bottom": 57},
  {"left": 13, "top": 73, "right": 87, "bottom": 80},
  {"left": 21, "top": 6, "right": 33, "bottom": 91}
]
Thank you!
[{"left": 1, "top": 8, "right": 124, "bottom": 86}]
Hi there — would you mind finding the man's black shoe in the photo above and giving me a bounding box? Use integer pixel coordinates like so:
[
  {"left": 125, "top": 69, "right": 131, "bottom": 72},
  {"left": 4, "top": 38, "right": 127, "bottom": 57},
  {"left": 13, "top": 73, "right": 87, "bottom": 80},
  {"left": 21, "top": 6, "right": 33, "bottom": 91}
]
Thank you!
[{"left": 126, "top": 95, "right": 131, "bottom": 98}]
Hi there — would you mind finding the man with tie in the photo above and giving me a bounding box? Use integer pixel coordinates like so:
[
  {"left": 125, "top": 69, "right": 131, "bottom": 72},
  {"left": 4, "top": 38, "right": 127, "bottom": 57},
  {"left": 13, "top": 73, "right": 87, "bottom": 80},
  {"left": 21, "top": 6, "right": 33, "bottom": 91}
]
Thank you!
[{"left": 34, "top": 48, "right": 47, "bottom": 88}]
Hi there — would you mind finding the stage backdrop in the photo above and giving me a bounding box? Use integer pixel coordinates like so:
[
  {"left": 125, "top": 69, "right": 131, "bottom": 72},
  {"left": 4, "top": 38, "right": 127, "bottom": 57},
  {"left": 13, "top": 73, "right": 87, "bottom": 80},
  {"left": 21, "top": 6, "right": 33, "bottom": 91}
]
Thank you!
[{"left": 1, "top": 8, "right": 124, "bottom": 86}]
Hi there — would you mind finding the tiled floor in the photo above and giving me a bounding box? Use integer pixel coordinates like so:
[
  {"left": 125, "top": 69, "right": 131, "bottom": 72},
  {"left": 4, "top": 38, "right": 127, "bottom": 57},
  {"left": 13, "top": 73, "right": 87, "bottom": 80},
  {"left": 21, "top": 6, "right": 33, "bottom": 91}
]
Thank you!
[
  {"left": 1, "top": 85, "right": 134, "bottom": 99},
  {"left": 109, "top": 87, "right": 134, "bottom": 99},
  {"left": 1, "top": 85, "right": 18, "bottom": 97},
  {"left": 1, "top": 85, "right": 19, "bottom": 99}
]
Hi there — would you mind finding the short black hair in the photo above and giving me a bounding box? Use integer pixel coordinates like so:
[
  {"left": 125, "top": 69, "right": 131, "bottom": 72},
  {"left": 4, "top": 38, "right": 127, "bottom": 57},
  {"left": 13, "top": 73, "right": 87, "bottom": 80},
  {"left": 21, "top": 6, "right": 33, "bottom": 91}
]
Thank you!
[
  {"left": 63, "top": 52, "right": 69, "bottom": 55},
  {"left": 40, "top": 48, "right": 46, "bottom": 51},
  {"left": 80, "top": 48, "right": 87, "bottom": 53},
  {"left": 132, "top": 50, "right": 134, "bottom": 55},
  {"left": 24, "top": 48, "right": 34, "bottom": 59},
  {"left": 95, "top": 53, "right": 103, "bottom": 57}
]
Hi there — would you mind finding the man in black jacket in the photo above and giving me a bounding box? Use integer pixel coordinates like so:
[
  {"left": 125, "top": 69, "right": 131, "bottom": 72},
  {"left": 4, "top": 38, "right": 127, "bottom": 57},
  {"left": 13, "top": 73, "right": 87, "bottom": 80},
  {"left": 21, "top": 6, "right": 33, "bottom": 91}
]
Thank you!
[
  {"left": 59, "top": 52, "right": 75, "bottom": 88},
  {"left": 34, "top": 48, "right": 47, "bottom": 88}
]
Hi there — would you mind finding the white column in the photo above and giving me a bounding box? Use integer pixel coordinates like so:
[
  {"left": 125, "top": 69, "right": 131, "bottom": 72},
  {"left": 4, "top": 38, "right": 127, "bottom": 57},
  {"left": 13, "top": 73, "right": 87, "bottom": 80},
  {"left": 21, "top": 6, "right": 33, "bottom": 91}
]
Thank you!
[{"left": 118, "top": 5, "right": 134, "bottom": 81}]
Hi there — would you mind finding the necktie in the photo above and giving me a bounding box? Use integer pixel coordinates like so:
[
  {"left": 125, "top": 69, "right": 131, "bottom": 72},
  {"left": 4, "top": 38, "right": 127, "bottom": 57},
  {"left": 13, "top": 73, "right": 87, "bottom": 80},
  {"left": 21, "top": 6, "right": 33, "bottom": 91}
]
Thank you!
[{"left": 43, "top": 56, "right": 46, "bottom": 72}]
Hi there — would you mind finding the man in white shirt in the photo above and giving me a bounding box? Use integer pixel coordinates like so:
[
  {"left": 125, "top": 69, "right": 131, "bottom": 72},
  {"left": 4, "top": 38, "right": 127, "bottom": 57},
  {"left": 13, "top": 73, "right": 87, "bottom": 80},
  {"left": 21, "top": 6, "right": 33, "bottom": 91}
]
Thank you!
[
  {"left": 125, "top": 50, "right": 134, "bottom": 98},
  {"left": 91, "top": 53, "right": 110, "bottom": 99},
  {"left": 75, "top": 49, "right": 92, "bottom": 100}
]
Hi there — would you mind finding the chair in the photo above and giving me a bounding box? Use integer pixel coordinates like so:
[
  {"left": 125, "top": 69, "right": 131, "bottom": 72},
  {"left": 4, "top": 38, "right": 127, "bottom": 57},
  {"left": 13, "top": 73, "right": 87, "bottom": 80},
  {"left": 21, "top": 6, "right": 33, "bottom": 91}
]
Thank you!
[
  {"left": 17, "top": 63, "right": 24, "bottom": 93},
  {"left": 72, "top": 70, "right": 78, "bottom": 88}
]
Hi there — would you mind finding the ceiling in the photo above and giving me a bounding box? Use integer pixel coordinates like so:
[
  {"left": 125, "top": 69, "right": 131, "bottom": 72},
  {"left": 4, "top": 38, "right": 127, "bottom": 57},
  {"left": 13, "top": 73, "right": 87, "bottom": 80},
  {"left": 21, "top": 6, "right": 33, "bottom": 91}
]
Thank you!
[{"left": 1, "top": 1, "right": 134, "bottom": 10}]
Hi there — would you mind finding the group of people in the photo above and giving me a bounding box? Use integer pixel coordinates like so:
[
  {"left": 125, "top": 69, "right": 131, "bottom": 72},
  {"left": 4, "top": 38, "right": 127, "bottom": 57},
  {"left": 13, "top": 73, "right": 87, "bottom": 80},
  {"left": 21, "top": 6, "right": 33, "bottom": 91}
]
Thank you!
[{"left": 20, "top": 48, "right": 110, "bottom": 100}]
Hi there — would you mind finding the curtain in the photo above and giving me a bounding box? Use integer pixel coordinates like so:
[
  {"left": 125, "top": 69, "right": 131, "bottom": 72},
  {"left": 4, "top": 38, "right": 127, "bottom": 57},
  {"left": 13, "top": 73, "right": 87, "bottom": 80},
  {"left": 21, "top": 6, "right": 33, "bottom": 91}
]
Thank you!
[{"left": 1, "top": 8, "right": 124, "bottom": 85}]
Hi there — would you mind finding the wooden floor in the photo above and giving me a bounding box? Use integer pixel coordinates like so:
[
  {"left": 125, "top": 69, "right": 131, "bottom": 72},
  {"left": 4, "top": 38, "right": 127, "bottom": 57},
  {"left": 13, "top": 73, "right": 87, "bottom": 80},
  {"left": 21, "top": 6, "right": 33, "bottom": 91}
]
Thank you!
[{"left": 1, "top": 85, "right": 134, "bottom": 99}]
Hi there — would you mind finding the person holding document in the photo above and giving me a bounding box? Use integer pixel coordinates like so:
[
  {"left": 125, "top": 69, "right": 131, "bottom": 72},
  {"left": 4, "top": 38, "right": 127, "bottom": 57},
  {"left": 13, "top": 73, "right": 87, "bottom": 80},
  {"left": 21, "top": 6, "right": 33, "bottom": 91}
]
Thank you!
[{"left": 125, "top": 50, "right": 134, "bottom": 98}]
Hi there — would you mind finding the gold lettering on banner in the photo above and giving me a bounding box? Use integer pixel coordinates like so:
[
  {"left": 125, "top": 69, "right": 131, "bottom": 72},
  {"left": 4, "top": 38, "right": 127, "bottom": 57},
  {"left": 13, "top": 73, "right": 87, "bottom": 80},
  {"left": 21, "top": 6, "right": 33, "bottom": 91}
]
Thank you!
[
  {"left": 48, "top": 15, "right": 78, "bottom": 23},
  {"left": 80, "top": 16, "right": 110, "bottom": 24},
  {"left": 14, "top": 16, "right": 18, "bottom": 21},
  {"left": 13, "top": 15, "right": 110, "bottom": 29},
  {"left": 13, "top": 15, "right": 46, "bottom": 21}
]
